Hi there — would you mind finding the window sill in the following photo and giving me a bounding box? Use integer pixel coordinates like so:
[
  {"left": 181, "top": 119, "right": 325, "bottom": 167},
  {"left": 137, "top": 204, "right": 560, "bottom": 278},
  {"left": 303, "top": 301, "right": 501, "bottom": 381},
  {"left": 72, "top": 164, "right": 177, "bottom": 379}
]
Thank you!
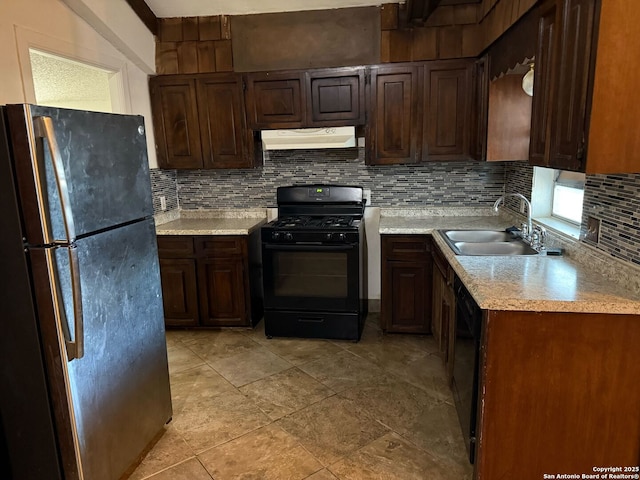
[{"left": 533, "top": 216, "right": 581, "bottom": 239}]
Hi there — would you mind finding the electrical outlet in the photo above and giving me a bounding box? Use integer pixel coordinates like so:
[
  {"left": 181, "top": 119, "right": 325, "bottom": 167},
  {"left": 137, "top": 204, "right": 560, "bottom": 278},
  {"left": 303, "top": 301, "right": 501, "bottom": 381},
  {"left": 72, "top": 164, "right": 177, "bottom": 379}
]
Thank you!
[
  {"left": 585, "top": 216, "right": 600, "bottom": 243},
  {"left": 159, "top": 196, "right": 167, "bottom": 211}
]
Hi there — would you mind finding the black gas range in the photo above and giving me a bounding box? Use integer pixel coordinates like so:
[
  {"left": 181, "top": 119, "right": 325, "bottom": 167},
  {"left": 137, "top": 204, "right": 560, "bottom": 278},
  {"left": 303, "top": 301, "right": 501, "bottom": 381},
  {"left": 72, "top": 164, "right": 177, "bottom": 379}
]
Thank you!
[{"left": 261, "top": 185, "right": 367, "bottom": 341}]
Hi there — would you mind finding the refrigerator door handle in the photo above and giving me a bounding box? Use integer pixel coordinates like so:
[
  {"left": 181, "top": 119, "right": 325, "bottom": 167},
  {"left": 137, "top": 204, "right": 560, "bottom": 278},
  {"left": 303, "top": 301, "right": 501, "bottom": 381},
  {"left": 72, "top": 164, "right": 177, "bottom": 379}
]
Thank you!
[
  {"left": 33, "top": 115, "right": 77, "bottom": 244},
  {"left": 46, "top": 245, "right": 84, "bottom": 360}
]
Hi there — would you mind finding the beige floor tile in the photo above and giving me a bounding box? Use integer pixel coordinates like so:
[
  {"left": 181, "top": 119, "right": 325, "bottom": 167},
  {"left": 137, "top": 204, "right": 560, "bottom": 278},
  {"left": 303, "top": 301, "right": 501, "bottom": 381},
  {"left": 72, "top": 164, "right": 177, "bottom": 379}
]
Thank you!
[
  {"left": 341, "top": 318, "right": 439, "bottom": 354},
  {"left": 169, "top": 364, "right": 236, "bottom": 413},
  {"left": 398, "top": 399, "right": 471, "bottom": 470},
  {"left": 328, "top": 432, "right": 469, "bottom": 480},
  {"left": 143, "top": 457, "right": 212, "bottom": 480},
  {"left": 208, "top": 346, "right": 293, "bottom": 386},
  {"left": 305, "top": 469, "right": 339, "bottom": 480},
  {"left": 186, "top": 330, "right": 261, "bottom": 363},
  {"left": 298, "top": 350, "right": 386, "bottom": 393},
  {"left": 172, "top": 389, "right": 270, "bottom": 453},
  {"left": 128, "top": 426, "right": 193, "bottom": 480},
  {"left": 198, "top": 424, "right": 323, "bottom": 480},
  {"left": 383, "top": 351, "right": 453, "bottom": 403},
  {"left": 239, "top": 367, "right": 335, "bottom": 420},
  {"left": 133, "top": 321, "right": 471, "bottom": 479},
  {"left": 166, "top": 344, "right": 206, "bottom": 375},
  {"left": 277, "top": 395, "right": 389, "bottom": 466},
  {"left": 339, "top": 373, "right": 441, "bottom": 432},
  {"left": 262, "top": 337, "right": 345, "bottom": 366}
]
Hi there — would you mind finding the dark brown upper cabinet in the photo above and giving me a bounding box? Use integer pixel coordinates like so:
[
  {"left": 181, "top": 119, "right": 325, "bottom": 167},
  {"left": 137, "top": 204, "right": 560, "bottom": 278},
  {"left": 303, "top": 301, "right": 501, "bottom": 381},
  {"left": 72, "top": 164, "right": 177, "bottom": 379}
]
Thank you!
[
  {"left": 149, "top": 76, "right": 202, "bottom": 169},
  {"left": 196, "top": 74, "right": 254, "bottom": 169},
  {"left": 367, "top": 64, "right": 422, "bottom": 165},
  {"left": 150, "top": 73, "right": 258, "bottom": 170},
  {"left": 366, "top": 59, "right": 477, "bottom": 165},
  {"left": 244, "top": 71, "right": 306, "bottom": 129},
  {"left": 527, "top": 0, "right": 640, "bottom": 174},
  {"left": 423, "top": 59, "right": 474, "bottom": 161},
  {"left": 305, "top": 67, "right": 365, "bottom": 126},
  {"left": 530, "top": 0, "right": 595, "bottom": 172}
]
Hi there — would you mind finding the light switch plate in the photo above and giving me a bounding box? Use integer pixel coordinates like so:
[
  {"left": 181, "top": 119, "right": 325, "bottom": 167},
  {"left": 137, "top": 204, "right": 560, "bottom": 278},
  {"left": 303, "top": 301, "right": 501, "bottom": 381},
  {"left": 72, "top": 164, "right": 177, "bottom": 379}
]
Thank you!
[{"left": 585, "top": 216, "right": 600, "bottom": 243}]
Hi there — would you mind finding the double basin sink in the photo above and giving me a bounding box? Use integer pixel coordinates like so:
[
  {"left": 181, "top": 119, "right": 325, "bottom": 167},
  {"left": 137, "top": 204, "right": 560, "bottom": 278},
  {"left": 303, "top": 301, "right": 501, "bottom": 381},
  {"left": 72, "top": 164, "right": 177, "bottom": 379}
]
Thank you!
[{"left": 441, "top": 229, "right": 539, "bottom": 256}]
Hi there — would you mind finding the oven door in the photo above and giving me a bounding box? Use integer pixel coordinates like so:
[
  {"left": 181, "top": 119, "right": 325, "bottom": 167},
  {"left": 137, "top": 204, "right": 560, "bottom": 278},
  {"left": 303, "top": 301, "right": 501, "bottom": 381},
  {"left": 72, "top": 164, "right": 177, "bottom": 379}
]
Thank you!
[{"left": 262, "top": 242, "right": 360, "bottom": 312}]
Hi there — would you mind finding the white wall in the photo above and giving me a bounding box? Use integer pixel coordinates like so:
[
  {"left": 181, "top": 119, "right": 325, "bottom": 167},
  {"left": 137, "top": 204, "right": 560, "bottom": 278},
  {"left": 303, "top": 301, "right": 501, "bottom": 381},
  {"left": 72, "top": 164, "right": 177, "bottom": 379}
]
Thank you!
[{"left": 0, "top": 0, "right": 159, "bottom": 168}]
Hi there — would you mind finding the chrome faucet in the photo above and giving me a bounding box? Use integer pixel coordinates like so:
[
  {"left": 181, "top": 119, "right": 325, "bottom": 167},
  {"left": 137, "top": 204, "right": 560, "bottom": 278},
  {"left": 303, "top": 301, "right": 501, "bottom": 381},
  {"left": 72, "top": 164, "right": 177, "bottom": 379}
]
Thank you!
[{"left": 493, "top": 193, "right": 533, "bottom": 239}]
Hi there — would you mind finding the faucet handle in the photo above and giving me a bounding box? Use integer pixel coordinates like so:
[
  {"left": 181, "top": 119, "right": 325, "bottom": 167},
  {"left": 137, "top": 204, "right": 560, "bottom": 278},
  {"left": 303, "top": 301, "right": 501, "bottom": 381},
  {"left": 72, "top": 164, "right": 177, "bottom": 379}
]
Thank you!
[{"left": 533, "top": 225, "right": 547, "bottom": 249}]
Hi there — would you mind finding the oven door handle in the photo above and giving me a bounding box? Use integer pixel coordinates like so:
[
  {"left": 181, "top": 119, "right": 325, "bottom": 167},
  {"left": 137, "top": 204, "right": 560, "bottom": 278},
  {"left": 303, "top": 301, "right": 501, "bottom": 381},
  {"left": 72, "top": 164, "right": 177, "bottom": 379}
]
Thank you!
[{"left": 264, "top": 243, "right": 356, "bottom": 252}]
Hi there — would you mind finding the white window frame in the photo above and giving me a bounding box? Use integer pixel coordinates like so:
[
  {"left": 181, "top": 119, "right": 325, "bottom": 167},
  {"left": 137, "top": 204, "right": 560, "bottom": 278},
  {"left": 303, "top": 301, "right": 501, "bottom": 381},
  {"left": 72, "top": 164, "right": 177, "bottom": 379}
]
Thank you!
[{"left": 531, "top": 167, "right": 585, "bottom": 238}]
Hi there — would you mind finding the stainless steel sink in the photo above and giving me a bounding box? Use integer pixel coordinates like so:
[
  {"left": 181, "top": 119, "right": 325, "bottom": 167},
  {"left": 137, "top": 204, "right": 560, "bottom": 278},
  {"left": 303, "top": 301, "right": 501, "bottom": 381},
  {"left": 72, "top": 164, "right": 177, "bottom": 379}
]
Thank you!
[
  {"left": 444, "top": 230, "right": 514, "bottom": 243},
  {"left": 453, "top": 241, "right": 539, "bottom": 256},
  {"left": 440, "top": 229, "right": 540, "bottom": 256}
]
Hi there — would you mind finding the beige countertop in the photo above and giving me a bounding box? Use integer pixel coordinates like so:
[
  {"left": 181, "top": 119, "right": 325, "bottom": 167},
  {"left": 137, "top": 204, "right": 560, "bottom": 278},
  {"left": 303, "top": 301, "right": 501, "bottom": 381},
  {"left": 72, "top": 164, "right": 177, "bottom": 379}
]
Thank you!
[
  {"left": 379, "top": 213, "right": 640, "bottom": 315},
  {"left": 155, "top": 209, "right": 267, "bottom": 236}
]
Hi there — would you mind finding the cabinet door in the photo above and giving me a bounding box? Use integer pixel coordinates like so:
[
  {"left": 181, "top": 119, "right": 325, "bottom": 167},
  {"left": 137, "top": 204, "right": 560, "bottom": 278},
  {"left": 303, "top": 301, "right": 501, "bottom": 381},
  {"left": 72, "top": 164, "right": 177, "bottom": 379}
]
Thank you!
[
  {"left": 196, "top": 74, "right": 252, "bottom": 169},
  {"left": 423, "top": 59, "right": 474, "bottom": 160},
  {"left": 149, "top": 76, "right": 203, "bottom": 169},
  {"left": 529, "top": 0, "right": 558, "bottom": 167},
  {"left": 548, "top": 0, "right": 595, "bottom": 171},
  {"left": 382, "top": 261, "right": 431, "bottom": 334},
  {"left": 245, "top": 72, "right": 305, "bottom": 129},
  {"left": 381, "top": 235, "right": 432, "bottom": 334},
  {"left": 198, "top": 257, "right": 248, "bottom": 326},
  {"left": 367, "top": 65, "right": 421, "bottom": 165},
  {"left": 159, "top": 258, "right": 199, "bottom": 327},
  {"left": 306, "top": 68, "right": 365, "bottom": 126}
]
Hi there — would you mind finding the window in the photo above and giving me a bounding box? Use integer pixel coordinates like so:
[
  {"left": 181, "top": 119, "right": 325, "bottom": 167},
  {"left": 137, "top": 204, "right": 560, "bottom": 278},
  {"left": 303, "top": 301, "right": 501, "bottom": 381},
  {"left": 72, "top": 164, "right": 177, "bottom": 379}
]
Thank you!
[
  {"left": 551, "top": 170, "right": 585, "bottom": 224},
  {"left": 531, "top": 167, "right": 586, "bottom": 237}
]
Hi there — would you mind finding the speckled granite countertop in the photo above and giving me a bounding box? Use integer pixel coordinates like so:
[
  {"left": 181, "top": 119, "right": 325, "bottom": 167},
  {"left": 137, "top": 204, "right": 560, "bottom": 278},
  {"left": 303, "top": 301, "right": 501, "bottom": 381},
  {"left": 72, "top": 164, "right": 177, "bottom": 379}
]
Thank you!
[
  {"left": 379, "top": 210, "right": 640, "bottom": 315},
  {"left": 155, "top": 209, "right": 267, "bottom": 236}
]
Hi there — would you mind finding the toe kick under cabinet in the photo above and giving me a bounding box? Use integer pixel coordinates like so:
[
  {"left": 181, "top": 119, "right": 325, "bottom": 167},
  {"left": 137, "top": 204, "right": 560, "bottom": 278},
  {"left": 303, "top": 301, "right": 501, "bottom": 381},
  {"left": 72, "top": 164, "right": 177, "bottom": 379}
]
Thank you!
[{"left": 157, "top": 234, "right": 263, "bottom": 328}]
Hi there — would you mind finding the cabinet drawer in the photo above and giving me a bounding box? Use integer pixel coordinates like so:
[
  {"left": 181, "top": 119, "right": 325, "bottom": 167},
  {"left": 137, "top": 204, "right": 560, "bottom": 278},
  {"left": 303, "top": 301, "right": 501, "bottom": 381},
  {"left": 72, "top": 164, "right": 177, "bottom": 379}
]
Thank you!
[
  {"left": 157, "top": 236, "right": 195, "bottom": 257},
  {"left": 382, "top": 235, "right": 431, "bottom": 261},
  {"left": 195, "top": 236, "right": 245, "bottom": 257}
]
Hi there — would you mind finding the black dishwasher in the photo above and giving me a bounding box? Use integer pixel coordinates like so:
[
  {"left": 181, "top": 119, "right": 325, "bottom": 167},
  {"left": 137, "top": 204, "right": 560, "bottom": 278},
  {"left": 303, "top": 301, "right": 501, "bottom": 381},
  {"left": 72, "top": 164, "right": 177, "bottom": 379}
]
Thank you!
[{"left": 451, "top": 277, "right": 482, "bottom": 464}]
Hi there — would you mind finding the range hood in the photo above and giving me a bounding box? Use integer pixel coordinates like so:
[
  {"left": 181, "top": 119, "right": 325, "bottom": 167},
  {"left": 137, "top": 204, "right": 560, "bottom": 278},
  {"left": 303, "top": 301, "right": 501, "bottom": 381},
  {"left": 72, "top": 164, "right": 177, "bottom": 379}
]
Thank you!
[{"left": 261, "top": 126, "right": 356, "bottom": 150}]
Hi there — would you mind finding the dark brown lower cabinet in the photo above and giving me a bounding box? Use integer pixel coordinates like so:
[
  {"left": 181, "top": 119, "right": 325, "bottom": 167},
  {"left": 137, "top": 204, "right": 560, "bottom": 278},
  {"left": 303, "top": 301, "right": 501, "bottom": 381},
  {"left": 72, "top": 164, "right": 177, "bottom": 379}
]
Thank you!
[
  {"left": 431, "top": 241, "right": 455, "bottom": 381},
  {"left": 157, "top": 233, "right": 262, "bottom": 328},
  {"left": 158, "top": 258, "right": 199, "bottom": 327},
  {"left": 381, "top": 235, "right": 432, "bottom": 334}
]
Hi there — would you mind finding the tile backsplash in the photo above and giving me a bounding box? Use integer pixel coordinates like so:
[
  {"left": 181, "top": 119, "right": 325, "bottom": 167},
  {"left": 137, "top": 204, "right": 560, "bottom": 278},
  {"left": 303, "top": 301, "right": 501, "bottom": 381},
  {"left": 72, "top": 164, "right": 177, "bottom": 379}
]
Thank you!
[
  {"left": 159, "top": 148, "right": 507, "bottom": 210},
  {"left": 150, "top": 151, "right": 640, "bottom": 269}
]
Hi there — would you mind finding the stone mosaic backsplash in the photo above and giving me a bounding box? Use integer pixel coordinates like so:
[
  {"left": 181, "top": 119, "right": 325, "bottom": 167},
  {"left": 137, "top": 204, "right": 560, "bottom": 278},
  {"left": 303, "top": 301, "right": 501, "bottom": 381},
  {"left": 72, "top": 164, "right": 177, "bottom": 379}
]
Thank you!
[
  {"left": 583, "top": 173, "right": 640, "bottom": 267},
  {"left": 150, "top": 169, "right": 178, "bottom": 214},
  {"left": 171, "top": 148, "right": 507, "bottom": 209},
  {"left": 150, "top": 151, "right": 640, "bottom": 271}
]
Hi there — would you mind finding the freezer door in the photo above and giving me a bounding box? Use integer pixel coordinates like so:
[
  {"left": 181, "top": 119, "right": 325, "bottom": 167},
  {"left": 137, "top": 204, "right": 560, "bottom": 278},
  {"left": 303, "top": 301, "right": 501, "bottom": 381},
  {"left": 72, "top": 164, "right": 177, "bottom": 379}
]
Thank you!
[
  {"left": 52, "top": 218, "right": 171, "bottom": 480},
  {"left": 6, "top": 104, "right": 153, "bottom": 243}
]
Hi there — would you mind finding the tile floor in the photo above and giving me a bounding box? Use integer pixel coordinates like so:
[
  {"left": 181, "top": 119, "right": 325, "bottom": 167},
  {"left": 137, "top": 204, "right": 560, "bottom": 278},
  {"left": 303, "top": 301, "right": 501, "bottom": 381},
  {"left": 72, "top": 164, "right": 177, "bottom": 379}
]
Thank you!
[{"left": 130, "top": 314, "right": 473, "bottom": 480}]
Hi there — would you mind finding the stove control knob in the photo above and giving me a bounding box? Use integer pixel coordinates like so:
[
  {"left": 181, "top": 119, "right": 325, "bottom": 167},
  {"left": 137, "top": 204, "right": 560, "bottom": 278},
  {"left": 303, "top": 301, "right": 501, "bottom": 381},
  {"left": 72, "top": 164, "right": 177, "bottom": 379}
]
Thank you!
[
  {"left": 284, "top": 232, "right": 293, "bottom": 241},
  {"left": 337, "top": 233, "right": 346, "bottom": 242},
  {"left": 272, "top": 231, "right": 280, "bottom": 241},
  {"left": 325, "top": 233, "right": 333, "bottom": 241}
]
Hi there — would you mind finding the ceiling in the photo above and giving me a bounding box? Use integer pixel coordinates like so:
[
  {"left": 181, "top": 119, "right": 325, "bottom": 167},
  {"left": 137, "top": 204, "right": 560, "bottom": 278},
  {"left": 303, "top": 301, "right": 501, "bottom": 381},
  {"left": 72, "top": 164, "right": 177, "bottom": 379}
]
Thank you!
[{"left": 143, "top": 0, "right": 396, "bottom": 18}]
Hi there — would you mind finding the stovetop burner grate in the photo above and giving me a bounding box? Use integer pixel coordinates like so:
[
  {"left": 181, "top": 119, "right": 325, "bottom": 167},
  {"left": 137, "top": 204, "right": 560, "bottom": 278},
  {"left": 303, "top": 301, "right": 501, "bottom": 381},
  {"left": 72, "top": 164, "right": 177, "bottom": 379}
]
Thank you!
[{"left": 270, "top": 215, "right": 355, "bottom": 229}]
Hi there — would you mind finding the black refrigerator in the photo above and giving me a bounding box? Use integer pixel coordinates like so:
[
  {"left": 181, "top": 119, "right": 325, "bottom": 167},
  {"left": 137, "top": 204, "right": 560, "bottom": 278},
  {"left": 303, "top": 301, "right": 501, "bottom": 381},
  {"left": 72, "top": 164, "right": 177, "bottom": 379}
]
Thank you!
[{"left": 0, "top": 105, "right": 172, "bottom": 480}]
